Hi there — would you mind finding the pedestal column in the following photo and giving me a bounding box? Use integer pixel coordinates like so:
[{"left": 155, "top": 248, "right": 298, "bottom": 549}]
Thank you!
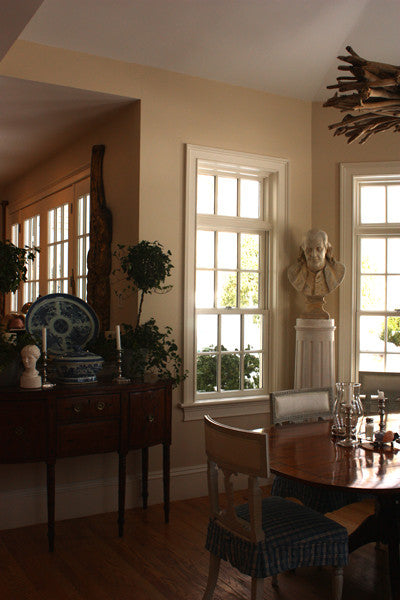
[{"left": 294, "top": 318, "right": 336, "bottom": 390}]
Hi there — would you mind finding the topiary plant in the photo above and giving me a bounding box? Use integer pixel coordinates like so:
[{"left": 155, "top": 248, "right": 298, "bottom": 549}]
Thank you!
[{"left": 110, "top": 240, "right": 186, "bottom": 387}]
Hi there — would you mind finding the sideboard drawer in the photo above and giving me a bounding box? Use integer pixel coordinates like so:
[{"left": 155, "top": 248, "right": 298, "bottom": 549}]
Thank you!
[
  {"left": 0, "top": 401, "right": 47, "bottom": 462},
  {"left": 129, "top": 390, "right": 166, "bottom": 448},
  {"left": 57, "top": 420, "right": 120, "bottom": 457},
  {"left": 57, "top": 394, "right": 120, "bottom": 422}
]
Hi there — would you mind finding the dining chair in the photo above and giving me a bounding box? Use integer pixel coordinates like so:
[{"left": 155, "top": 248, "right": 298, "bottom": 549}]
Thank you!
[
  {"left": 202, "top": 414, "right": 348, "bottom": 600},
  {"left": 270, "top": 387, "right": 366, "bottom": 513}
]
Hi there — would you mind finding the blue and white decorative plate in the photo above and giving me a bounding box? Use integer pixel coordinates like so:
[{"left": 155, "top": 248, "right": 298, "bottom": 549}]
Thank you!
[{"left": 25, "top": 293, "right": 99, "bottom": 356}]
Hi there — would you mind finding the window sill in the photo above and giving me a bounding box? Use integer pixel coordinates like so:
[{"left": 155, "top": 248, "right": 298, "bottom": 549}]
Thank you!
[{"left": 178, "top": 395, "right": 270, "bottom": 421}]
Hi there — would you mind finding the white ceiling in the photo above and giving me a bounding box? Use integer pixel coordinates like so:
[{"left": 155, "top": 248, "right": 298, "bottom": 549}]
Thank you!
[
  {"left": 18, "top": 0, "right": 400, "bottom": 101},
  {"left": 1, "top": 0, "right": 400, "bottom": 187}
]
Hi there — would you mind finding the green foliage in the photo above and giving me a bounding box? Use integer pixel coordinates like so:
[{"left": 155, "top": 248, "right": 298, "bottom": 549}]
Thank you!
[
  {"left": 120, "top": 320, "right": 186, "bottom": 387},
  {"left": 383, "top": 317, "right": 400, "bottom": 347},
  {"left": 115, "top": 241, "right": 173, "bottom": 329},
  {"left": 196, "top": 345, "right": 260, "bottom": 392},
  {"left": 0, "top": 241, "right": 37, "bottom": 295},
  {"left": 113, "top": 240, "right": 186, "bottom": 387}
]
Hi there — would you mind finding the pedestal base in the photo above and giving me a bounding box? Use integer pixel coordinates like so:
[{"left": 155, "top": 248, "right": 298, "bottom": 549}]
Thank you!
[{"left": 294, "top": 318, "right": 336, "bottom": 390}]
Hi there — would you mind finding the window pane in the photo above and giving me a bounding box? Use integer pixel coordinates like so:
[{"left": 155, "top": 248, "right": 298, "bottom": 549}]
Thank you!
[
  {"left": 360, "top": 186, "right": 385, "bottom": 223},
  {"left": 359, "top": 353, "right": 384, "bottom": 372},
  {"left": 197, "top": 230, "right": 214, "bottom": 268},
  {"left": 387, "top": 276, "right": 400, "bottom": 311},
  {"left": 244, "top": 353, "right": 261, "bottom": 389},
  {"left": 360, "top": 275, "right": 385, "bottom": 310},
  {"left": 221, "top": 314, "right": 240, "bottom": 351},
  {"left": 48, "top": 210, "right": 54, "bottom": 244},
  {"left": 244, "top": 314, "right": 262, "bottom": 350},
  {"left": 359, "top": 315, "right": 385, "bottom": 352},
  {"left": 221, "top": 353, "right": 240, "bottom": 391},
  {"left": 386, "top": 317, "right": 400, "bottom": 353},
  {"left": 240, "top": 272, "right": 259, "bottom": 307},
  {"left": 197, "top": 174, "right": 214, "bottom": 214},
  {"left": 388, "top": 238, "right": 400, "bottom": 273},
  {"left": 196, "top": 271, "right": 214, "bottom": 308},
  {"left": 217, "top": 232, "right": 237, "bottom": 269},
  {"left": 360, "top": 238, "right": 385, "bottom": 273},
  {"left": 197, "top": 315, "right": 217, "bottom": 352},
  {"left": 241, "top": 233, "right": 259, "bottom": 270},
  {"left": 196, "top": 354, "right": 217, "bottom": 392},
  {"left": 387, "top": 185, "right": 400, "bottom": 222},
  {"left": 240, "top": 179, "right": 260, "bottom": 218},
  {"left": 386, "top": 354, "right": 400, "bottom": 372},
  {"left": 217, "top": 271, "right": 237, "bottom": 307},
  {"left": 63, "top": 204, "right": 69, "bottom": 239},
  {"left": 217, "top": 177, "right": 237, "bottom": 216}
]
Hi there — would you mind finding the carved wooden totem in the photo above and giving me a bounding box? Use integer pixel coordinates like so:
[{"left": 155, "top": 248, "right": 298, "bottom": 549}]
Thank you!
[{"left": 87, "top": 145, "right": 112, "bottom": 331}]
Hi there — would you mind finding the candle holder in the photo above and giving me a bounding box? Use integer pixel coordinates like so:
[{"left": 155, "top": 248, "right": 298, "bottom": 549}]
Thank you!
[
  {"left": 333, "top": 382, "right": 363, "bottom": 446},
  {"left": 378, "top": 392, "right": 386, "bottom": 433},
  {"left": 337, "top": 404, "right": 358, "bottom": 447},
  {"left": 113, "top": 349, "right": 131, "bottom": 384},
  {"left": 41, "top": 350, "right": 56, "bottom": 390}
]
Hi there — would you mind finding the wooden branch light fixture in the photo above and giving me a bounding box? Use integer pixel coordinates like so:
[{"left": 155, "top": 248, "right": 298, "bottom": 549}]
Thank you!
[{"left": 324, "top": 46, "right": 400, "bottom": 144}]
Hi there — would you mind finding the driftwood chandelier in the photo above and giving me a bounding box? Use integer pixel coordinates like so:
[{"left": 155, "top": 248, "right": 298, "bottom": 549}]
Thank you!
[{"left": 324, "top": 46, "right": 400, "bottom": 144}]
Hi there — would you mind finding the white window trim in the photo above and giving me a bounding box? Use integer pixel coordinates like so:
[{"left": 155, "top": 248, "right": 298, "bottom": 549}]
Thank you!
[
  {"left": 181, "top": 144, "right": 288, "bottom": 421},
  {"left": 339, "top": 161, "right": 400, "bottom": 381}
]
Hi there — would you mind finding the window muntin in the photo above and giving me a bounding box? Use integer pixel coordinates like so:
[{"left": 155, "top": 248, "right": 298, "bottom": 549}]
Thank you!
[
  {"left": 48, "top": 204, "right": 69, "bottom": 294},
  {"left": 194, "top": 168, "right": 267, "bottom": 399},
  {"left": 10, "top": 223, "right": 19, "bottom": 312},
  {"left": 356, "top": 181, "right": 400, "bottom": 373},
  {"left": 23, "top": 215, "right": 40, "bottom": 304}
]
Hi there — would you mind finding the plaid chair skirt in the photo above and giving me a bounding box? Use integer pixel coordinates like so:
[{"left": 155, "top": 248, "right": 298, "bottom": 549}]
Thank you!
[
  {"left": 205, "top": 496, "right": 348, "bottom": 578},
  {"left": 271, "top": 474, "right": 367, "bottom": 513}
]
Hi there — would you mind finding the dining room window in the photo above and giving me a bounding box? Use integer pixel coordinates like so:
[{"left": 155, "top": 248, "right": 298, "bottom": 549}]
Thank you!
[
  {"left": 7, "top": 173, "right": 90, "bottom": 312},
  {"left": 182, "top": 145, "right": 288, "bottom": 419},
  {"left": 339, "top": 162, "right": 400, "bottom": 380}
]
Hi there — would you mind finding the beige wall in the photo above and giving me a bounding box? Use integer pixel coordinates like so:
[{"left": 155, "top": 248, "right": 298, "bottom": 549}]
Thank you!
[
  {"left": 3, "top": 101, "right": 141, "bottom": 325},
  {"left": 312, "top": 102, "right": 400, "bottom": 326},
  {"left": 0, "top": 41, "right": 312, "bottom": 528}
]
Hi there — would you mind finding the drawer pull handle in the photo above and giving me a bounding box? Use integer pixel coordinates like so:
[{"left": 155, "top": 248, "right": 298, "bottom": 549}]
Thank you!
[
  {"left": 147, "top": 415, "right": 155, "bottom": 423},
  {"left": 97, "top": 401, "right": 105, "bottom": 411},
  {"left": 73, "top": 405, "right": 82, "bottom": 414},
  {"left": 14, "top": 426, "right": 24, "bottom": 436}
]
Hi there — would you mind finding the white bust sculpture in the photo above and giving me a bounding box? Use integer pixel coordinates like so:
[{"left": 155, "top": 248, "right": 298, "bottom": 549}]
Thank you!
[
  {"left": 20, "top": 344, "right": 42, "bottom": 389},
  {"left": 287, "top": 229, "right": 345, "bottom": 319}
]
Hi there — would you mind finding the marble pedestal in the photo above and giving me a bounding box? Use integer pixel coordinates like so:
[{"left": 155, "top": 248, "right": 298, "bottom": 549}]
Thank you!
[{"left": 294, "top": 318, "right": 336, "bottom": 390}]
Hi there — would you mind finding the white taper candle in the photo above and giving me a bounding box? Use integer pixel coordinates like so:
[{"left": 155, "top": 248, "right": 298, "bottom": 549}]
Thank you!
[
  {"left": 42, "top": 327, "right": 47, "bottom": 354},
  {"left": 115, "top": 325, "right": 121, "bottom": 350}
]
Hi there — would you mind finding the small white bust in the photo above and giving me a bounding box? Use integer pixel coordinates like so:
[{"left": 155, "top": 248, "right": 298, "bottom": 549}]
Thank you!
[{"left": 20, "top": 345, "right": 42, "bottom": 389}]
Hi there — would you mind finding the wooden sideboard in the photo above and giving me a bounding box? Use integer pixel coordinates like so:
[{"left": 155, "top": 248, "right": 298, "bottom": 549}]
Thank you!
[{"left": 0, "top": 380, "right": 172, "bottom": 551}]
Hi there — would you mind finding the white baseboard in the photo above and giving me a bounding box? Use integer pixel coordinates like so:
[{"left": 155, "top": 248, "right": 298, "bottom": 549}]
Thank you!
[
  {"left": 0, "top": 464, "right": 273, "bottom": 531},
  {"left": 0, "top": 463, "right": 209, "bottom": 531}
]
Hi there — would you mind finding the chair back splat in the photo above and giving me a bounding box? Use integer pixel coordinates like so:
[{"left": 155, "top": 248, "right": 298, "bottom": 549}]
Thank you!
[{"left": 202, "top": 415, "right": 348, "bottom": 600}]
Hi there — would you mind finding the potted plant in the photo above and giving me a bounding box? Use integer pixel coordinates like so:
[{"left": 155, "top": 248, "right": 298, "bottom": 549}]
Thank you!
[
  {"left": 92, "top": 240, "right": 186, "bottom": 386},
  {"left": 0, "top": 240, "right": 37, "bottom": 320}
]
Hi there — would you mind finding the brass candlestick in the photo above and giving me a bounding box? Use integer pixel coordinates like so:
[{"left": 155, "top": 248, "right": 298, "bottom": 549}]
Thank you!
[
  {"left": 42, "top": 350, "right": 56, "bottom": 389},
  {"left": 113, "top": 349, "right": 131, "bottom": 384}
]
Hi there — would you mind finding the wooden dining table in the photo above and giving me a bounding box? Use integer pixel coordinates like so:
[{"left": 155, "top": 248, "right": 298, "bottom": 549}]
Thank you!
[{"left": 266, "top": 414, "right": 400, "bottom": 600}]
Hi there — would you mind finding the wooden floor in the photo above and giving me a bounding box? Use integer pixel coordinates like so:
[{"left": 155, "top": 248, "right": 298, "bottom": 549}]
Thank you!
[{"left": 0, "top": 492, "right": 390, "bottom": 599}]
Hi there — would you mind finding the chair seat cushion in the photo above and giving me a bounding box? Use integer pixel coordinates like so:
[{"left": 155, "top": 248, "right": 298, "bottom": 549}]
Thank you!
[
  {"left": 272, "top": 474, "right": 367, "bottom": 513},
  {"left": 205, "top": 496, "right": 348, "bottom": 578}
]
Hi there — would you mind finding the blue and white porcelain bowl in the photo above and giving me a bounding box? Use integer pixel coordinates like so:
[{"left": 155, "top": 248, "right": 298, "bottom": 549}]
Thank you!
[{"left": 53, "top": 351, "right": 104, "bottom": 384}]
